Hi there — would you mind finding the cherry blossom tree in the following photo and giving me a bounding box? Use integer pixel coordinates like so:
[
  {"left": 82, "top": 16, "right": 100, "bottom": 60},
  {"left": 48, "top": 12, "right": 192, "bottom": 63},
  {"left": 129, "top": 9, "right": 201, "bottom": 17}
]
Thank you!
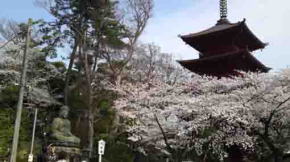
[
  {"left": 0, "top": 42, "right": 61, "bottom": 106},
  {"left": 113, "top": 69, "right": 290, "bottom": 162},
  {"left": 128, "top": 43, "right": 190, "bottom": 84}
]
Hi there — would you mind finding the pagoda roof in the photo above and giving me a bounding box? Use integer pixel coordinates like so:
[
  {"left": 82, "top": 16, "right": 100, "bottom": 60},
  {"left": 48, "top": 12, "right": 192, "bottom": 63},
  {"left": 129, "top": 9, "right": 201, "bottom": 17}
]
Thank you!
[
  {"left": 180, "top": 19, "right": 267, "bottom": 53},
  {"left": 177, "top": 50, "right": 270, "bottom": 77}
]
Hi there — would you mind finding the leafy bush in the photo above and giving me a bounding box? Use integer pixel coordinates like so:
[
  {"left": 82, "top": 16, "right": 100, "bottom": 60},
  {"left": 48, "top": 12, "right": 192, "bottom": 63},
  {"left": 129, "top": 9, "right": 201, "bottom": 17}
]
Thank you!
[{"left": 0, "top": 84, "right": 19, "bottom": 108}]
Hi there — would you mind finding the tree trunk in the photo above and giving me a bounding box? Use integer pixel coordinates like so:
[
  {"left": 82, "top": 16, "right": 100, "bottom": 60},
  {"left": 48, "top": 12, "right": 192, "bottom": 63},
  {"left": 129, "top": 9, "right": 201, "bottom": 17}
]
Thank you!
[
  {"left": 115, "top": 74, "right": 122, "bottom": 87},
  {"left": 88, "top": 112, "right": 94, "bottom": 158},
  {"left": 80, "top": 40, "right": 95, "bottom": 159},
  {"left": 64, "top": 42, "right": 78, "bottom": 105}
]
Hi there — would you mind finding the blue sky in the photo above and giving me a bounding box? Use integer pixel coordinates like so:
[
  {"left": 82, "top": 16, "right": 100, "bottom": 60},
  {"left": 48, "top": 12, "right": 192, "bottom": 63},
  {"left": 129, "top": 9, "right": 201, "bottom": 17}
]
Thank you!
[
  {"left": 0, "top": 0, "right": 53, "bottom": 22},
  {"left": 1, "top": 0, "right": 289, "bottom": 71},
  {"left": 141, "top": 0, "right": 290, "bottom": 71}
]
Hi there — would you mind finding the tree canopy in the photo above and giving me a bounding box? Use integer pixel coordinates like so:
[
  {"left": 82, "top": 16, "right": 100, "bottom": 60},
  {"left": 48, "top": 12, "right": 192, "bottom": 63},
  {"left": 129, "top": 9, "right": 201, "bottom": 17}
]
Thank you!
[{"left": 114, "top": 70, "right": 290, "bottom": 162}]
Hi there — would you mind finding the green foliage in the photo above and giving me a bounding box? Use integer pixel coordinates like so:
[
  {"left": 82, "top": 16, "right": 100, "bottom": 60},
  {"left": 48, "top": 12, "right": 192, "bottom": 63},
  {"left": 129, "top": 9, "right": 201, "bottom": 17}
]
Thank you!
[
  {"left": 37, "top": 19, "right": 66, "bottom": 58},
  {"left": 0, "top": 84, "right": 19, "bottom": 108},
  {"left": 102, "top": 138, "right": 134, "bottom": 162},
  {"left": 68, "top": 83, "right": 89, "bottom": 110},
  {"left": 0, "top": 83, "right": 47, "bottom": 161},
  {"left": 92, "top": 0, "right": 128, "bottom": 49},
  {"left": 0, "top": 108, "right": 33, "bottom": 161},
  {"left": 51, "top": 61, "right": 66, "bottom": 70},
  {"left": 95, "top": 100, "right": 116, "bottom": 135},
  {"left": 30, "top": 52, "right": 47, "bottom": 69},
  {"left": 0, "top": 108, "right": 14, "bottom": 156},
  {"left": 0, "top": 85, "right": 33, "bottom": 160},
  {"left": 47, "top": 76, "right": 65, "bottom": 97}
]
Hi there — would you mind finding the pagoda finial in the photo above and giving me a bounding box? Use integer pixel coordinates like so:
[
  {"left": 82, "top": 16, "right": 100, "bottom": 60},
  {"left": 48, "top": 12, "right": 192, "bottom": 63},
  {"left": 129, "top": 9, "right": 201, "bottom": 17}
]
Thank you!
[{"left": 220, "top": 0, "right": 228, "bottom": 20}]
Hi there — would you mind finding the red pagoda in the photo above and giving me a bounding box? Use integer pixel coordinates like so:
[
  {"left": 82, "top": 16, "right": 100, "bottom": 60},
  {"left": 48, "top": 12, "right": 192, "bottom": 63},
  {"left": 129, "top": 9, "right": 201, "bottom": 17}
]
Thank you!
[{"left": 178, "top": 0, "right": 270, "bottom": 77}]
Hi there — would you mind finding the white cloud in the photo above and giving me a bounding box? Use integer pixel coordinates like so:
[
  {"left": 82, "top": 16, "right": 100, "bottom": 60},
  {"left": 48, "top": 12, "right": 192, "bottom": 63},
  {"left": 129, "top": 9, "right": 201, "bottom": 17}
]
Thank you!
[{"left": 140, "top": 0, "right": 290, "bottom": 70}]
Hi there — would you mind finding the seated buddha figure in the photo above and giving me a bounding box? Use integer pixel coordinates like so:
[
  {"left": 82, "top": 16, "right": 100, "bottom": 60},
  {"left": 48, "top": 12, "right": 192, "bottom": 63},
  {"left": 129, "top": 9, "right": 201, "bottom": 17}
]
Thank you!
[{"left": 51, "top": 106, "right": 80, "bottom": 146}]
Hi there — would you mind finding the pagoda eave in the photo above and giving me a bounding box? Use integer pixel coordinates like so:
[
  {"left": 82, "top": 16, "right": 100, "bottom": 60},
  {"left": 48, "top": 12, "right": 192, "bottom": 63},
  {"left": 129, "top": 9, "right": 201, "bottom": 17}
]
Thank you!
[
  {"left": 180, "top": 19, "right": 266, "bottom": 53},
  {"left": 178, "top": 50, "right": 270, "bottom": 77}
]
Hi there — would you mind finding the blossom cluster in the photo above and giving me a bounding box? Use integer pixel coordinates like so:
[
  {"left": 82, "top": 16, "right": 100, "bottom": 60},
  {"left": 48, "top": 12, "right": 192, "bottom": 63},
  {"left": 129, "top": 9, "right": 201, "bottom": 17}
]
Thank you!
[{"left": 113, "top": 69, "right": 290, "bottom": 160}]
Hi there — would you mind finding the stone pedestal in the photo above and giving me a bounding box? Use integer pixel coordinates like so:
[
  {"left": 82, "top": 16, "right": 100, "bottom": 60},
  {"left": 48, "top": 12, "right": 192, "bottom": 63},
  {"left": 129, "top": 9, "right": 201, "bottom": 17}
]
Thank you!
[{"left": 45, "top": 144, "right": 81, "bottom": 162}]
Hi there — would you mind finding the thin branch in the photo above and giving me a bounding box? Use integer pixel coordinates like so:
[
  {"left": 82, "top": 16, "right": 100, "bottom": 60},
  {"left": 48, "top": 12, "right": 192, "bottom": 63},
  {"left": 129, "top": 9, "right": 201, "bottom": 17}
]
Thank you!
[{"left": 154, "top": 114, "right": 173, "bottom": 153}]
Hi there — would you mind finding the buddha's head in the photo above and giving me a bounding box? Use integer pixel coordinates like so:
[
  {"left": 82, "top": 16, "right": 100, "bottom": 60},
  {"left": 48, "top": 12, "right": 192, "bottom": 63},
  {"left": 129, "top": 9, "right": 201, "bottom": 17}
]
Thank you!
[{"left": 59, "top": 105, "right": 69, "bottom": 118}]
